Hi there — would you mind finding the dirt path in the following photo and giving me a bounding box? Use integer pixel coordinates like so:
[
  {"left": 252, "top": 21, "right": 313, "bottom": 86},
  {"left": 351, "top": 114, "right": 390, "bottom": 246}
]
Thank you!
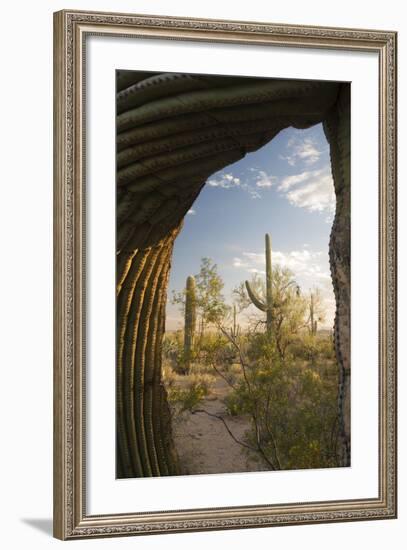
[{"left": 172, "top": 377, "right": 266, "bottom": 475}]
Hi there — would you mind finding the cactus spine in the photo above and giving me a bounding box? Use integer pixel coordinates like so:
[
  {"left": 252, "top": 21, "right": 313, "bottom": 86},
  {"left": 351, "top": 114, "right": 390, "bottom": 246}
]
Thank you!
[
  {"left": 184, "top": 275, "right": 196, "bottom": 373},
  {"left": 245, "top": 233, "right": 273, "bottom": 334}
]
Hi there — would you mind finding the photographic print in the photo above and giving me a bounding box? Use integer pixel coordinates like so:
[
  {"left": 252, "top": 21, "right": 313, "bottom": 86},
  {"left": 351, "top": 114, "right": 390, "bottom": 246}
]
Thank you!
[
  {"left": 116, "top": 71, "right": 350, "bottom": 478},
  {"left": 54, "top": 10, "right": 396, "bottom": 538}
]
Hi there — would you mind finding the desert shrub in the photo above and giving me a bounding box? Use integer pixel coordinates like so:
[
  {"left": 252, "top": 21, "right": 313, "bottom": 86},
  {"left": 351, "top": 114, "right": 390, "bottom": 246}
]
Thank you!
[
  {"left": 162, "top": 332, "right": 183, "bottom": 367},
  {"left": 188, "top": 372, "right": 216, "bottom": 394},
  {"left": 223, "top": 391, "right": 243, "bottom": 416},
  {"left": 291, "top": 333, "right": 320, "bottom": 363},
  {"left": 168, "top": 385, "right": 206, "bottom": 413},
  {"left": 224, "top": 337, "right": 339, "bottom": 470},
  {"left": 315, "top": 333, "right": 336, "bottom": 360},
  {"left": 199, "top": 332, "right": 236, "bottom": 364},
  {"left": 162, "top": 331, "right": 200, "bottom": 375},
  {"left": 198, "top": 331, "right": 243, "bottom": 386},
  {"left": 288, "top": 331, "right": 336, "bottom": 363},
  {"left": 165, "top": 370, "right": 216, "bottom": 418},
  {"left": 162, "top": 363, "right": 177, "bottom": 388}
]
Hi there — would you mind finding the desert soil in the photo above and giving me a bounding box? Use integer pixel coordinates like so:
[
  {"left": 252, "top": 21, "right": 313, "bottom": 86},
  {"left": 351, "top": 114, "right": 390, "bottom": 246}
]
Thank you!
[{"left": 172, "top": 376, "right": 267, "bottom": 475}]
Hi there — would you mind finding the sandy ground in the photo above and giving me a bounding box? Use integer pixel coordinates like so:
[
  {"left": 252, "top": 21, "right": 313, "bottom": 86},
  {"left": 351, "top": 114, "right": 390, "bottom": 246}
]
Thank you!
[{"left": 172, "top": 377, "right": 268, "bottom": 475}]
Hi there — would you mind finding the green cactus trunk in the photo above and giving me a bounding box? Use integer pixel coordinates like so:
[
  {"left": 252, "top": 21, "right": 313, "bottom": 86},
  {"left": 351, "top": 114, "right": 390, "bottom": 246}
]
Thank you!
[
  {"left": 245, "top": 233, "right": 273, "bottom": 334},
  {"left": 184, "top": 275, "right": 196, "bottom": 373}
]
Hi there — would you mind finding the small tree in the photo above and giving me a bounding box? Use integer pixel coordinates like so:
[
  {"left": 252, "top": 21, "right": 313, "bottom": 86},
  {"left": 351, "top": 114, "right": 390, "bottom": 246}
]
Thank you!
[
  {"left": 195, "top": 257, "right": 229, "bottom": 332},
  {"left": 172, "top": 257, "right": 229, "bottom": 345}
]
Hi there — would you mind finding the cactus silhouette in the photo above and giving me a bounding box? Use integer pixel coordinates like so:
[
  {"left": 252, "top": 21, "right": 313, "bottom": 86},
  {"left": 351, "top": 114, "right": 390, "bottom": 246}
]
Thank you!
[
  {"left": 245, "top": 233, "right": 273, "bottom": 334},
  {"left": 183, "top": 275, "right": 196, "bottom": 372}
]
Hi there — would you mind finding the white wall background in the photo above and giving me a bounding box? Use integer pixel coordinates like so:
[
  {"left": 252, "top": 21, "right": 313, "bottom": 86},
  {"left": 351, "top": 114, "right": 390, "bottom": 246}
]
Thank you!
[{"left": 0, "top": 1, "right": 404, "bottom": 548}]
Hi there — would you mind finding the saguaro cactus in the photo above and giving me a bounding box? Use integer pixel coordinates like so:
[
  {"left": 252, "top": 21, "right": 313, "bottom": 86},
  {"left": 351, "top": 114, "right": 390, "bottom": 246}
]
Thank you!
[
  {"left": 183, "top": 275, "right": 196, "bottom": 373},
  {"left": 229, "top": 304, "right": 241, "bottom": 340},
  {"left": 310, "top": 293, "right": 316, "bottom": 335},
  {"left": 309, "top": 292, "right": 320, "bottom": 335},
  {"left": 245, "top": 233, "right": 273, "bottom": 334}
]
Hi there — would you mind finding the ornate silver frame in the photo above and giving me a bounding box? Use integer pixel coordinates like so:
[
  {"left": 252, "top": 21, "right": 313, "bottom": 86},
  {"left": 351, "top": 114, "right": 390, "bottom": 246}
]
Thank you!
[{"left": 53, "top": 9, "right": 397, "bottom": 540}]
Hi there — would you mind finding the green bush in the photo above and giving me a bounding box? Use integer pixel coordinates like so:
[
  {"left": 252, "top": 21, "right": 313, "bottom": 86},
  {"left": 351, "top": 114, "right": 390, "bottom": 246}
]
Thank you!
[
  {"left": 165, "top": 370, "right": 216, "bottom": 416},
  {"left": 290, "top": 332, "right": 335, "bottom": 362},
  {"left": 224, "top": 336, "right": 339, "bottom": 470}
]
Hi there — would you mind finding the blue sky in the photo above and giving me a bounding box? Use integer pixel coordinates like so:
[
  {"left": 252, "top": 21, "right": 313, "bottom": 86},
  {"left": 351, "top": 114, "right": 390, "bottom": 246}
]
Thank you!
[{"left": 166, "top": 123, "right": 336, "bottom": 330}]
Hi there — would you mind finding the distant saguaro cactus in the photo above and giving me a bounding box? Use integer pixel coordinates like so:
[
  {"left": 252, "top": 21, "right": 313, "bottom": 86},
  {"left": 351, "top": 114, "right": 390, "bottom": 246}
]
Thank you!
[
  {"left": 309, "top": 293, "right": 318, "bottom": 335},
  {"left": 245, "top": 233, "right": 273, "bottom": 334},
  {"left": 229, "top": 304, "right": 241, "bottom": 340},
  {"left": 310, "top": 293, "right": 315, "bottom": 334},
  {"left": 184, "top": 275, "right": 196, "bottom": 373}
]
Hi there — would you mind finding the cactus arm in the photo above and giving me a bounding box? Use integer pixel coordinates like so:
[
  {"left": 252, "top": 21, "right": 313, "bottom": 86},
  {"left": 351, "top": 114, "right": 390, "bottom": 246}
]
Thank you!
[{"left": 245, "top": 280, "right": 267, "bottom": 312}]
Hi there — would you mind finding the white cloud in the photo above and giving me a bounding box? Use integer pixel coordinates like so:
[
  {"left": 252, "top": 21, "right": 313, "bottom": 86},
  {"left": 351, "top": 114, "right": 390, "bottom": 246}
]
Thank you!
[
  {"left": 232, "top": 246, "right": 335, "bottom": 327},
  {"left": 233, "top": 257, "right": 248, "bottom": 269},
  {"left": 207, "top": 173, "right": 241, "bottom": 188},
  {"left": 239, "top": 249, "right": 327, "bottom": 280},
  {"left": 187, "top": 208, "right": 196, "bottom": 215},
  {"left": 281, "top": 136, "right": 323, "bottom": 167},
  {"left": 278, "top": 168, "right": 335, "bottom": 215},
  {"left": 241, "top": 184, "right": 261, "bottom": 199},
  {"left": 253, "top": 170, "right": 277, "bottom": 188},
  {"left": 207, "top": 170, "right": 268, "bottom": 199},
  {"left": 206, "top": 164, "right": 335, "bottom": 215},
  {"left": 279, "top": 171, "right": 314, "bottom": 191}
]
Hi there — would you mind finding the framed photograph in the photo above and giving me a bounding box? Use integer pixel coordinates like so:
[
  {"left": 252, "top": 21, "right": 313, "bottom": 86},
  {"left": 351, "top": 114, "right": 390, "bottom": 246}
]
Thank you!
[{"left": 53, "top": 9, "right": 397, "bottom": 540}]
